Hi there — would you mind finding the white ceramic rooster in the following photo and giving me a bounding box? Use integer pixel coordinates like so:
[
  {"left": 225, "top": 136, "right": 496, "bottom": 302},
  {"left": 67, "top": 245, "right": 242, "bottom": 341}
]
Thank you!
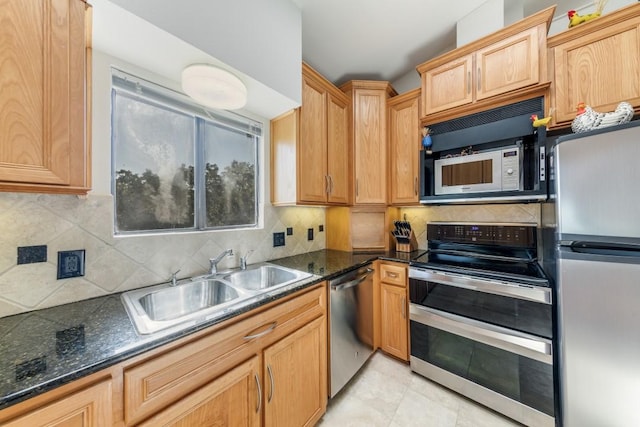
[{"left": 571, "top": 101, "right": 634, "bottom": 133}]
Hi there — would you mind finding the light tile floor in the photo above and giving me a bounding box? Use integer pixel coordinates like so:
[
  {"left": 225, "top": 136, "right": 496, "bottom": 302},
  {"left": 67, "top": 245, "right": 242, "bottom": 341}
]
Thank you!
[{"left": 318, "top": 352, "right": 523, "bottom": 427}]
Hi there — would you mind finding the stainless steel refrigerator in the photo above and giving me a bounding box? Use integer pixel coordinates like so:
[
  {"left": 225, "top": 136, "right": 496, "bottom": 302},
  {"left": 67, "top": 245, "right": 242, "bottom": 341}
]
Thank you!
[{"left": 551, "top": 120, "right": 640, "bottom": 427}]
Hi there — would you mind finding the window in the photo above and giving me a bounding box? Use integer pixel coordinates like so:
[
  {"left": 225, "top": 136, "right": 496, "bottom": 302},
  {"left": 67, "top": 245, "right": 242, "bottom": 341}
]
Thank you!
[{"left": 111, "top": 69, "right": 261, "bottom": 235}]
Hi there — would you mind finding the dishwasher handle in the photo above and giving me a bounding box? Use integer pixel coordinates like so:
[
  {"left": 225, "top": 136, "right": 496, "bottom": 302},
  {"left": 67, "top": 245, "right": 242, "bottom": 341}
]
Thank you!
[{"left": 330, "top": 268, "right": 374, "bottom": 291}]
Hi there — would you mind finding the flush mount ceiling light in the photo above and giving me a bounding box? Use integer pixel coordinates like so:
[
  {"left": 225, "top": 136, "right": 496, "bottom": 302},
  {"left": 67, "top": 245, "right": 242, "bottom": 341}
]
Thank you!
[{"left": 181, "top": 64, "right": 247, "bottom": 110}]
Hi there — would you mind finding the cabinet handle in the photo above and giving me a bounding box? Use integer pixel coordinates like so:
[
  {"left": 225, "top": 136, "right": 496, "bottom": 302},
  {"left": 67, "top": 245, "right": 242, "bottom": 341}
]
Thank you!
[
  {"left": 477, "top": 68, "right": 481, "bottom": 91},
  {"left": 401, "top": 296, "right": 406, "bottom": 319},
  {"left": 467, "top": 71, "right": 471, "bottom": 94},
  {"left": 244, "top": 321, "right": 277, "bottom": 340},
  {"left": 328, "top": 175, "right": 334, "bottom": 195},
  {"left": 255, "top": 374, "right": 262, "bottom": 413},
  {"left": 356, "top": 179, "right": 359, "bottom": 198},
  {"left": 267, "top": 364, "right": 275, "bottom": 403},
  {"left": 325, "top": 175, "right": 330, "bottom": 195},
  {"left": 387, "top": 272, "right": 399, "bottom": 278},
  {"left": 414, "top": 177, "right": 418, "bottom": 196}
]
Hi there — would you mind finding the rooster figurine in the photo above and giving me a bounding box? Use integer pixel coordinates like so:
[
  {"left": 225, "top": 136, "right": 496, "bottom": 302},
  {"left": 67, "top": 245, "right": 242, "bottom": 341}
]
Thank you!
[
  {"left": 568, "top": 0, "right": 608, "bottom": 28},
  {"left": 571, "top": 101, "right": 634, "bottom": 133},
  {"left": 531, "top": 114, "right": 552, "bottom": 129}
]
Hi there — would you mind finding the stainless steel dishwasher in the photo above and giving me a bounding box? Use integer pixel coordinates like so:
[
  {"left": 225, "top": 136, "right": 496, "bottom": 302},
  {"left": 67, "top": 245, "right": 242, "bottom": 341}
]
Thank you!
[{"left": 329, "top": 264, "right": 375, "bottom": 397}]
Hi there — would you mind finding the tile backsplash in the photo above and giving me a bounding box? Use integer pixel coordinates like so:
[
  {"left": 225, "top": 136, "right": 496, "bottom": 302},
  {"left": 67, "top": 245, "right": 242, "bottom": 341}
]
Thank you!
[
  {"left": 0, "top": 192, "right": 541, "bottom": 318},
  {"left": 0, "top": 193, "right": 325, "bottom": 318}
]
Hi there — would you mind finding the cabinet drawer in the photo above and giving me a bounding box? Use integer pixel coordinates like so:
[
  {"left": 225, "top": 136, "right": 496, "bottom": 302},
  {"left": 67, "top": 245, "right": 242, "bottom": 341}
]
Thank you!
[
  {"left": 379, "top": 263, "right": 406, "bottom": 286},
  {"left": 2, "top": 379, "right": 112, "bottom": 427},
  {"left": 124, "top": 283, "right": 326, "bottom": 425}
]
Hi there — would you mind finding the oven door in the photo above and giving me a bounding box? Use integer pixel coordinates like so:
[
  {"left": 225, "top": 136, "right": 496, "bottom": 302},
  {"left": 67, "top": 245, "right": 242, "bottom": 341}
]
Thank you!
[
  {"left": 409, "top": 306, "right": 555, "bottom": 425},
  {"left": 409, "top": 267, "right": 552, "bottom": 338},
  {"left": 408, "top": 267, "right": 555, "bottom": 426}
]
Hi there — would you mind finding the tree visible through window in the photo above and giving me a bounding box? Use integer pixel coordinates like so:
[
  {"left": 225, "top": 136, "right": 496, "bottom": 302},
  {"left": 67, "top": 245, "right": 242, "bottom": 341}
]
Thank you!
[{"left": 111, "top": 70, "right": 259, "bottom": 235}]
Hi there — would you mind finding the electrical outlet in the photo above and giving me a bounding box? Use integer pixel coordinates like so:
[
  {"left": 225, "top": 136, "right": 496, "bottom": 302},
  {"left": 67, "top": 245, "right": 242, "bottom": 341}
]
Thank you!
[
  {"left": 286, "top": 227, "right": 293, "bottom": 236},
  {"left": 57, "top": 250, "right": 85, "bottom": 279},
  {"left": 307, "top": 228, "right": 314, "bottom": 241},
  {"left": 273, "top": 232, "right": 285, "bottom": 247},
  {"left": 318, "top": 225, "right": 324, "bottom": 232}
]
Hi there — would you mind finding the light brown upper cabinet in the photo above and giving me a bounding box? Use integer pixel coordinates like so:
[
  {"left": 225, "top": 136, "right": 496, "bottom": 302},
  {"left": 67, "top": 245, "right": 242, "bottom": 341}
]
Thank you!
[
  {"left": 388, "top": 89, "right": 421, "bottom": 206},
  {"left": 417, "top": 6, "right": 554, "bottom": 124},
  {"left": 271, "top": 63, "right": 350, "bottom": 205},
  {"left": 340, "top": 80, "right": 397, "bottom": 205},
  {"left": 547, "top": 3, "right": 640, "bottom": 128},
  {"left": 0, "top": 0, "right": 92, "bottom": 194}
]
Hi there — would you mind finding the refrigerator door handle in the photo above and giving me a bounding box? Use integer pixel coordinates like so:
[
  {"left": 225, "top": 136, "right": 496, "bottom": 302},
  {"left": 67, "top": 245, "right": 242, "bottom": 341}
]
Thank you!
[
  {"left": 559, "top": 245, "right": 640, "bottom": 264},
  {"left": 569, "top": 240, "right": 640, "bottom": 253}
]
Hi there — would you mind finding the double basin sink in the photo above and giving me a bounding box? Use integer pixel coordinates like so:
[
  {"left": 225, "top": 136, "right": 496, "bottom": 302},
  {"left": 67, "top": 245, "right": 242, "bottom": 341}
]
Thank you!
[{"left": 121, "top": 264, "right": 313, "bottom": 335}]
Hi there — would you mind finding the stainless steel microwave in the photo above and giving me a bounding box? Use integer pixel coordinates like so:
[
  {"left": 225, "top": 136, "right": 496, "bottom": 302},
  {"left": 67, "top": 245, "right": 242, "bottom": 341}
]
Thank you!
[
  {"left": 420, "top": 97, "right": 548, "bottom": 204},
  {"left": 434, "top": 145, "right": 523, "bottom": 195}
]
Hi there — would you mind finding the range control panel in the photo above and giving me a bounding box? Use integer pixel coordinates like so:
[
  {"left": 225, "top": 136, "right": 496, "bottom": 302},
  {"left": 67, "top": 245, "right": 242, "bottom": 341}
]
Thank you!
[{"left": 427, "top": 223, "right": 536, "bottom": 248}]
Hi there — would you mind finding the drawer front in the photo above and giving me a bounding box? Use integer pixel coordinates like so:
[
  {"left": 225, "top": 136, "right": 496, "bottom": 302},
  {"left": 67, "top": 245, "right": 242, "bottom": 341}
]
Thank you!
[
  {"left": 380, "top": 263, "right": 406, "bottom": 286},
  {"left": 124, "top": 283, "right": 326, "bottom": 425}
]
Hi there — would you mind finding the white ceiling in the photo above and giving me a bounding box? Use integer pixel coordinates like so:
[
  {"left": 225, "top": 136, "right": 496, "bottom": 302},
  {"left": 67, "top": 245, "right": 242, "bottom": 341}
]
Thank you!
[
  {"left": 91, "top": 0, "right": 610, "bottom": 118},
  {"left": 292, "top": 0, "right": 583, "bottom": 87}
]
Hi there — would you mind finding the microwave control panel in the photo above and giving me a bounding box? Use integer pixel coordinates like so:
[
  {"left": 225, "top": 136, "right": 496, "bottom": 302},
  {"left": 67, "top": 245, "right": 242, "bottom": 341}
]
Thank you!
[{"left": 501, "top": 148, "right": 521, "bottom": 191}]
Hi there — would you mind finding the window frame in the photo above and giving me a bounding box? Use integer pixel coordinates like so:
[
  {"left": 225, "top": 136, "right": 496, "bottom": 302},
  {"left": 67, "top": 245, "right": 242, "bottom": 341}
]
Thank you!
[{"left": 110, "top": 68, "right": 262, "bottom": 236}]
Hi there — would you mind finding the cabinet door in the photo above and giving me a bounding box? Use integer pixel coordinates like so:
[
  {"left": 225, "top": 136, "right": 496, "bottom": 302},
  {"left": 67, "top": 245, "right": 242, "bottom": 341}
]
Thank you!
[
  {"left": 139, "top": 356, "right": 261, "bottom": 427},
  {"left": 263, "top": 316, "right": 327, "bottom": 427},
  {"left": 380, "top": 282, "right": 409, "bottom": 361},
  {"left": 388, "top": 91, "right": 420, "bottom": 205},
  {"left": 270, "top": 110, "right": 298, "bottom": 205},
  {"left": 552, "top": 16, "right": 640, "bottom": 124},
  {"left": 298, "top": 75, "right": 328, "bottom": 203},
  {"left": 353, "top": 89, "right": 387, "bottom": 205},
  {"left": 0, "top": 0, "right": 89, "bottom": 192},
  {"left": 326, "top": 92, "right": 350, "bottom": 205},
  {"left": 3, "top": 380, "right": 112, "bottom": 427},
  {"left": 476, "top": 27, "right": 539, "bottom": 101},
  {"left": 422, "top": 54, "right": 473, "bottom": 115}
]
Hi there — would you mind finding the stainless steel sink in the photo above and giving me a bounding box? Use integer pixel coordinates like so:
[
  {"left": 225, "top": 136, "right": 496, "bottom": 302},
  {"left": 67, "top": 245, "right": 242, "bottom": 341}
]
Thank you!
[
  {"left": 122, "top": 264, "right": 314, "bottom": 335},
  {"left": 222, "top": 264, "right": 312, "bottom": 291},
  {"left": 121, "top": 278, "right": 245, "bottom": 335},
  {"left": 139, "top": 279, "right": 239, "bottom": 321}
]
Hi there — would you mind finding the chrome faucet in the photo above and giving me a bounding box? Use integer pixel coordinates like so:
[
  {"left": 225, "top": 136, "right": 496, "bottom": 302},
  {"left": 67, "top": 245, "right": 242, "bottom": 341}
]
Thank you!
[
  {"left": 170, "top": 269, "right": 181, "bottom": 287},
  {"left": 240, "top": 250, "right": 254, "bottom": 270},
  {"left": 209, "top": 249, "right": 233, "bottom": 275}
]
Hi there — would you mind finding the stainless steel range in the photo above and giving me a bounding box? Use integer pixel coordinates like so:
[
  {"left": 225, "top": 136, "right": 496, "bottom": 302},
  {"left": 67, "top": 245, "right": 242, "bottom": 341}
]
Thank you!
[{"left": 409, "top": 222, "right": 554, "bottom": 427}]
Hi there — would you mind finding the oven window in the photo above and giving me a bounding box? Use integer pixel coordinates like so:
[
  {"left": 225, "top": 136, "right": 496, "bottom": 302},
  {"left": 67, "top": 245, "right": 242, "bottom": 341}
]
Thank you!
[
  {"left": 410, "top": 321, "right": 554, "bottom": 417},
  {"left": 409, "top": 279, "right": 552, "bottom": 339},
  {"left": 441, "top": 159, "right": 493, "bottom": 186}
]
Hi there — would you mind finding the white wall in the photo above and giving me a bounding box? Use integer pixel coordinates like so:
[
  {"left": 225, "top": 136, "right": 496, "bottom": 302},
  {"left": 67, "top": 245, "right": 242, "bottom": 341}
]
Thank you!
[
  {"left": 108, "top": 0, "right": 302, "bottom": 107},
  {"left": 457, "top": 0, "right": 506, "bottom": 48}
]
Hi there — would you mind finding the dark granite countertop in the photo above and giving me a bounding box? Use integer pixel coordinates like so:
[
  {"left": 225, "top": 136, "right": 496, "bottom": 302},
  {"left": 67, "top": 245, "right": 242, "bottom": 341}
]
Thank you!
[{"left": 0, "top": 249, "right": 423, "bottom": 410}]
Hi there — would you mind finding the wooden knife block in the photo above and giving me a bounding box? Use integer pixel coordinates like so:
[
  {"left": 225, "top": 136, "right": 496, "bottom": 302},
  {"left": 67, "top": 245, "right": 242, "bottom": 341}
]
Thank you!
[{"left": 392, "top": 231, "right": 418, "bottom": 253}]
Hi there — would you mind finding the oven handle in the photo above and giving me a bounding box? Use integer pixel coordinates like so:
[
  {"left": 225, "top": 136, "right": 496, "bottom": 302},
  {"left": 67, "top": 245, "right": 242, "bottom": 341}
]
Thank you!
[
  {"left": 429, "top": 248, "right": 536, "bottom": 263},
  {"left": 409, "top": 268, "right": 551, "bottom": 304},
  {"left": 410, "top": 304, "right": 552, "bottom": 365}
]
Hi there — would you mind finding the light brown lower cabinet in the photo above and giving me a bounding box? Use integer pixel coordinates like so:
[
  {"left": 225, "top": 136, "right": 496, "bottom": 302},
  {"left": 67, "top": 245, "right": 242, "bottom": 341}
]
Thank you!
[
  {"left": 263, "top": 316, "right": 326, "bottom": 427},
  {"left": 1, "top": 379, "right": 112, "bottom": 427},
  {"left": 378, "top": 262, "right": 409, "bottom": 361},
  {"left": 0, "top": 284, "right": 327, "bottom": 427},
  {"left": 138, "top": 356, "right": 261, "bottom": 427}
]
